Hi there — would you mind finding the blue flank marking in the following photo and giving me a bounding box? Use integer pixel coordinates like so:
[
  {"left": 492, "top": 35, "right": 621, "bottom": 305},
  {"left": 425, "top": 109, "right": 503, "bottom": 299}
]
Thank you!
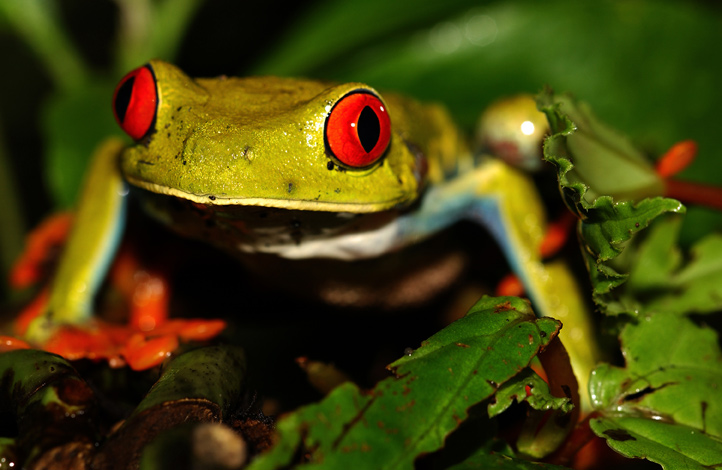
[
  {"left": 395, "top": 185, "right": 539, "bottom": 316},
  {"left": 467, "top": 198, "right": 540, "bottom": 316},
  {"left": 395, "top": 188, "right": 475, "bottom": 243},
  {"left": 83, "top": 182, "right": 129, "bottom": 316}
]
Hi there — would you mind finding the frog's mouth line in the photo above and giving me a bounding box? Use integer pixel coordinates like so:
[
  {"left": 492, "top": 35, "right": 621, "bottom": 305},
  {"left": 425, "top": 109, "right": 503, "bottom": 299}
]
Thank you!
[{"left": 126, "top": 177, "right": 412, "bottom": 214}]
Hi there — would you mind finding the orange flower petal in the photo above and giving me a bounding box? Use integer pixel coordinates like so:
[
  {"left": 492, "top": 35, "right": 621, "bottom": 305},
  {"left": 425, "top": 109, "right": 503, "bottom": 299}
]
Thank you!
[{"left": 656, "top": 140, "right": 697, "bottom": 178}]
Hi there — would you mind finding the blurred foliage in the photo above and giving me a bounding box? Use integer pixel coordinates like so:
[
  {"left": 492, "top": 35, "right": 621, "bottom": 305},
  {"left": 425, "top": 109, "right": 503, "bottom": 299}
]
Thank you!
[{"left": 1, "top": 0, "right": 720, "bottom": 285}]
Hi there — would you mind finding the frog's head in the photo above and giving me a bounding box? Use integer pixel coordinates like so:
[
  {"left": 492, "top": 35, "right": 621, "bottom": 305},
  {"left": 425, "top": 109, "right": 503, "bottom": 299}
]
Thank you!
[{"left": 113, "top": 60, "right": 426, "bottom": 213}]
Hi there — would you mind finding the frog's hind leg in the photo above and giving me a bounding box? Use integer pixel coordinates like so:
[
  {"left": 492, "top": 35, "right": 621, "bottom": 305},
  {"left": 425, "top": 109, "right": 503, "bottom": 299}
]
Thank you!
[{"left": 463, "top": 159, "right": 599, "bottom": 411}]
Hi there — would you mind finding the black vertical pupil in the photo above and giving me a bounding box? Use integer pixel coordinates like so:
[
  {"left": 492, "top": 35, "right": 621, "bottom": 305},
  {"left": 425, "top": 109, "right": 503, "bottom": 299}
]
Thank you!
[
  {"left": 357, "top": 105, "right": 380, "bottom": 153},
  {"left": 114, "top": 76, "right": 136, "bottom": 123}
]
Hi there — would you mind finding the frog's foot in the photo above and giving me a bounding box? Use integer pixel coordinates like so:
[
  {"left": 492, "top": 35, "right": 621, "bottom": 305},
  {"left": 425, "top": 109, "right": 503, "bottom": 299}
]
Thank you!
[
  {"left": 41, "top": 317, "right": 227, "bottom": 370},
  {"left": 8, "top": 248, "right": 226, "bottom": 370},
  {"left": 10, "top": 212, "right": 73, "bottom": 288},
  {"left": 5, "top": 316, "right": 226, "bottom": 370}
]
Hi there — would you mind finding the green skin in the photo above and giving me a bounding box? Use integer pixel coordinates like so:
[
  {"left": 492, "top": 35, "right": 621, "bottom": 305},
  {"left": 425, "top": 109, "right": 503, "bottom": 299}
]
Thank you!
[{"left": 25, "top": 60, "right": 598, "bottom": 408}]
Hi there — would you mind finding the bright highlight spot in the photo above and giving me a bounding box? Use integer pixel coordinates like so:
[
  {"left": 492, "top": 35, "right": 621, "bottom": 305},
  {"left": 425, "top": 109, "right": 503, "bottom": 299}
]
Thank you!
[
  {"left": 521, "top": 120, "right": 535, "bottom": 135},
  {"left": 429, "top": 21, "right": 463, "bottom": 54},
  {"left": 464, "top": 14, "right": 497, "bottom": 46}
]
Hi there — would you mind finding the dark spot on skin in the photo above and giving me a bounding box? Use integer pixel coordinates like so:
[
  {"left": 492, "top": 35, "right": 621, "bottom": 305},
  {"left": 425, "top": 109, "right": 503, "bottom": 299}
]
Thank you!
[
  {"left": 603, "top": 429, "right": 636, "bottom": 441},
  {"left": 209, "top": 195, "right": 216, "bottom": 201},
  {"left": 327, "top": 161, "right": 334, "bottom": 170},
  {"left": 138, "top": 160, "right": 154, "bottom": 165},
  {"left": 164, "top": 123, "right": 170, "bottom": 129},
  {"left": 167, "top": 133, "right": 171, "bottom": 138},
  {"left": 540, "top": 331, "right": 547, "bottom": 337},
  {"left": 183, "top": 161, "right": 187, "bottom": 165},
  {"left": 335, "top": 188, "right": 341, "bottom": 193},
  {"left": 635, "top": 222, "right": 640, "bottom": 228},
  {"left": 177, "top": 106, "right": 182, "bottom": 111},
  {"left": 288, "top": 183, "right": 294, "bottom": 193}
]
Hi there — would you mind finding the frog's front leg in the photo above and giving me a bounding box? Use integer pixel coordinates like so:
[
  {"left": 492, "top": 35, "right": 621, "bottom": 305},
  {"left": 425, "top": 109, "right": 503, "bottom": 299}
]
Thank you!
[
  {"left": 15, "top": 138, "right": 225, "bottom": 369},
  {"left": 397, "top": 158, "right": 599, "bottom": 409},
  {"left": 24, "top": 137, "right": 129, "bottom": 342}
]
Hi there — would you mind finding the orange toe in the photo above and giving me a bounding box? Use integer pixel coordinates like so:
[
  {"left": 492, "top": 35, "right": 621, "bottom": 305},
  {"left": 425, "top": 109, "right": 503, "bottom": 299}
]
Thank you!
[
  {"left": 0, "top": 335, "right": 31, "bottom": 353},
  {"left": 123, "top": 334, "right": 179, "bottom": 371},
  {"left": 32, "top": 316, "right": 226, "bottom": 370},
  {"left": 10, "top": 212, "right": 73, "bottom": 289}
]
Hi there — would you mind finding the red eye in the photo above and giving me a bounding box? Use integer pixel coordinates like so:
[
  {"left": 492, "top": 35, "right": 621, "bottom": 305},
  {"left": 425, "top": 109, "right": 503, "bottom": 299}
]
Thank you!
[
  {"left": 325, "top": 91, "right": 391, "bottom": 168},
  {"left": 113, "top": 65, "right": 158, "bottom": 140}
]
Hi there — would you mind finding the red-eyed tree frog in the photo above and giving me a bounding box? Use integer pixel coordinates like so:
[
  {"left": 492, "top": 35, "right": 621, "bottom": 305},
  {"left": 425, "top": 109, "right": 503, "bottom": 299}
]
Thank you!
[{"left": 14, "top": 60, "right": 598, "bottom": 405}]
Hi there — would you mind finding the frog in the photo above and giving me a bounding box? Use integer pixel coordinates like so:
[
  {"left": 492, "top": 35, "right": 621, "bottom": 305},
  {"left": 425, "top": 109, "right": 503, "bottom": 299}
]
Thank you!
[{"left": 8, "top": 60, "right": 598, "bottom": 399}]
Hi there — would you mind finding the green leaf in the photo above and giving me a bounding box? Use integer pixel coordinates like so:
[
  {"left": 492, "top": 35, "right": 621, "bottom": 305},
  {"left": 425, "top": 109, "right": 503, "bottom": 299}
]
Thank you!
[
  {"left": 249, "top": 296, "right": 560, "bottom": 470},
  {"left": 538, "top": 89, "right": 686, "bottom": 317},
  {"left": 250, "top": 0, "right": 481, "bottom": 77},
  {"left": 541, "top": 92, "right": 663, "bottom": 205},
  {"left": 489, "top": 368, "right": 575, "bottom": 460},
  {"left": 488, "top": 368, "right": 573, "bottom": 418},
  {"left": 623, "top": 216, "right": 722, "bottom": 316},
  {"left": 590, "top": 416, "right": 722, "bottom": 470},
  {"left": 589, "top": 312, "right": 722, "bottom": 466},
  {"left": 537, "top": 88, "right": 668, "bottom": 211}
]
